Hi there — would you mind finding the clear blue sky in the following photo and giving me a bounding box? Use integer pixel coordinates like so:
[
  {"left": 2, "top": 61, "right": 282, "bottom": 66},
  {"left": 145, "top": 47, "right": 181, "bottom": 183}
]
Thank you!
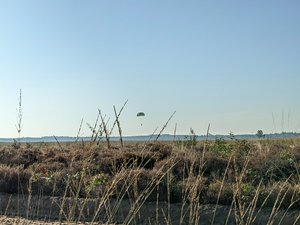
[{"left": 1, "top": 1, "right": 300, "bottom": 137}]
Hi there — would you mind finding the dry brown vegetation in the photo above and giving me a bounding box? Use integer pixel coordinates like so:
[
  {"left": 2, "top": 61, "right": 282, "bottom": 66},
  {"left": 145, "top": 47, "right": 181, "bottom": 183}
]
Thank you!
[{"left": 0, "top": 138, "right": 299, "bottom": 224}]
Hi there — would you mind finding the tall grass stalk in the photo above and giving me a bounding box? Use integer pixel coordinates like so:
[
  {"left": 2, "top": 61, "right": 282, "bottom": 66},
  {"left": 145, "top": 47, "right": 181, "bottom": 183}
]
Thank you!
[
  {"left": 15, "top": 88, "right": 23, "bottom": 221},
  {"left": 155, "top": 111, "right": 176, "bottom": 141}
]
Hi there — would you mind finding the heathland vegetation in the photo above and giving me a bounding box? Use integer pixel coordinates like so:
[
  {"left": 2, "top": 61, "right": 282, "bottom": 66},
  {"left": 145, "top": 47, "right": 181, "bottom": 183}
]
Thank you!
[
  {"left": 0, "top": 94, "right": 299, "bottom": 224},
  {"left": 0, "top": 137, "right": 299, "bottom": 224}
]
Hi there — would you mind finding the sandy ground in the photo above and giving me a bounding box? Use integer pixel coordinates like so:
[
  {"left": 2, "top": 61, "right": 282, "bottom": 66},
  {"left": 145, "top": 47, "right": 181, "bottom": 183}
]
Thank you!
[
  {"left": 0, "top": 216, "right": 117, "bottom": 224},
  {"left": 0, "top": 216, "right": 86, "bottom": 224}
]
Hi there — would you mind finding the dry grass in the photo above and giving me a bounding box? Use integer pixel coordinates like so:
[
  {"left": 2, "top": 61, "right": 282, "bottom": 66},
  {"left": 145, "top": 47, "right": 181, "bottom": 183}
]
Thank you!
[{"left": 0, "top": 138, "right": 299, "bottom": 224}]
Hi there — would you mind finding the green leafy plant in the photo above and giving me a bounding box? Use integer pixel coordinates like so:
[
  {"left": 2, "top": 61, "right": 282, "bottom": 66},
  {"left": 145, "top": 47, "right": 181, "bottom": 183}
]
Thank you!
[
  {"left": 87, "top": 172, "right": 108, "bottom": 193},
  {"left": 210, "top": 138, "right": 233, "bottom": 156}
]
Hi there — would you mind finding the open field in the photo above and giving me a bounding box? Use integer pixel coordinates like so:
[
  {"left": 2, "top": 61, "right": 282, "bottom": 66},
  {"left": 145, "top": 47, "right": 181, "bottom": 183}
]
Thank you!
[{"left": 0, "top": 138, "right": 299, "bottom": 224}]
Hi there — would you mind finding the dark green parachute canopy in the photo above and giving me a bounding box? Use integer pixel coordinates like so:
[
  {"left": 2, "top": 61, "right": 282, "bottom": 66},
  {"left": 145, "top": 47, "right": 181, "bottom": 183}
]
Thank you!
[{"left": 137, "top": 112, "right": 145, "bottom": 117}]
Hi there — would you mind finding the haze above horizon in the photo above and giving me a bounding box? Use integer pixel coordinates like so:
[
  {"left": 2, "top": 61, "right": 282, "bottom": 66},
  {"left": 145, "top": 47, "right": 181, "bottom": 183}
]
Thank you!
[{"left": 1, "top": 1, "right": 300, "bottom": 138}]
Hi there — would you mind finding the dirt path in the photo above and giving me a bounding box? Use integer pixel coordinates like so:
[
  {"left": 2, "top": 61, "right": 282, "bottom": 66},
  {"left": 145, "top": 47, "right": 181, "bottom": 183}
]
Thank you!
[{"left": 0, "top": 193, "right": 299, "bottom": 225}]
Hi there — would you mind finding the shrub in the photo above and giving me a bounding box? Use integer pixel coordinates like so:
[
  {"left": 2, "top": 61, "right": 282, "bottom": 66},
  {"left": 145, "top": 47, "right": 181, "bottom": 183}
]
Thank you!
[
  {"left": 206, "top": 180, "right": 233, "bottom": 205},
  {"left": 209, "top": 138, "right": 233, "bottom": 156},
  {"left": 0, "top": 165, "right": 31, "bottom": 193}
]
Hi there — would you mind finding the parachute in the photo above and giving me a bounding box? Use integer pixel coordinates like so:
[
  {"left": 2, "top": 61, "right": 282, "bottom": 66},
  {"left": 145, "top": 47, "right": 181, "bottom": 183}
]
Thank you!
[
  {"left": 137, "top": 112, "right": 145, "bottom": 126},
  {"left": 137, "top": 112, "right": 145, "bottom": 117}
]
